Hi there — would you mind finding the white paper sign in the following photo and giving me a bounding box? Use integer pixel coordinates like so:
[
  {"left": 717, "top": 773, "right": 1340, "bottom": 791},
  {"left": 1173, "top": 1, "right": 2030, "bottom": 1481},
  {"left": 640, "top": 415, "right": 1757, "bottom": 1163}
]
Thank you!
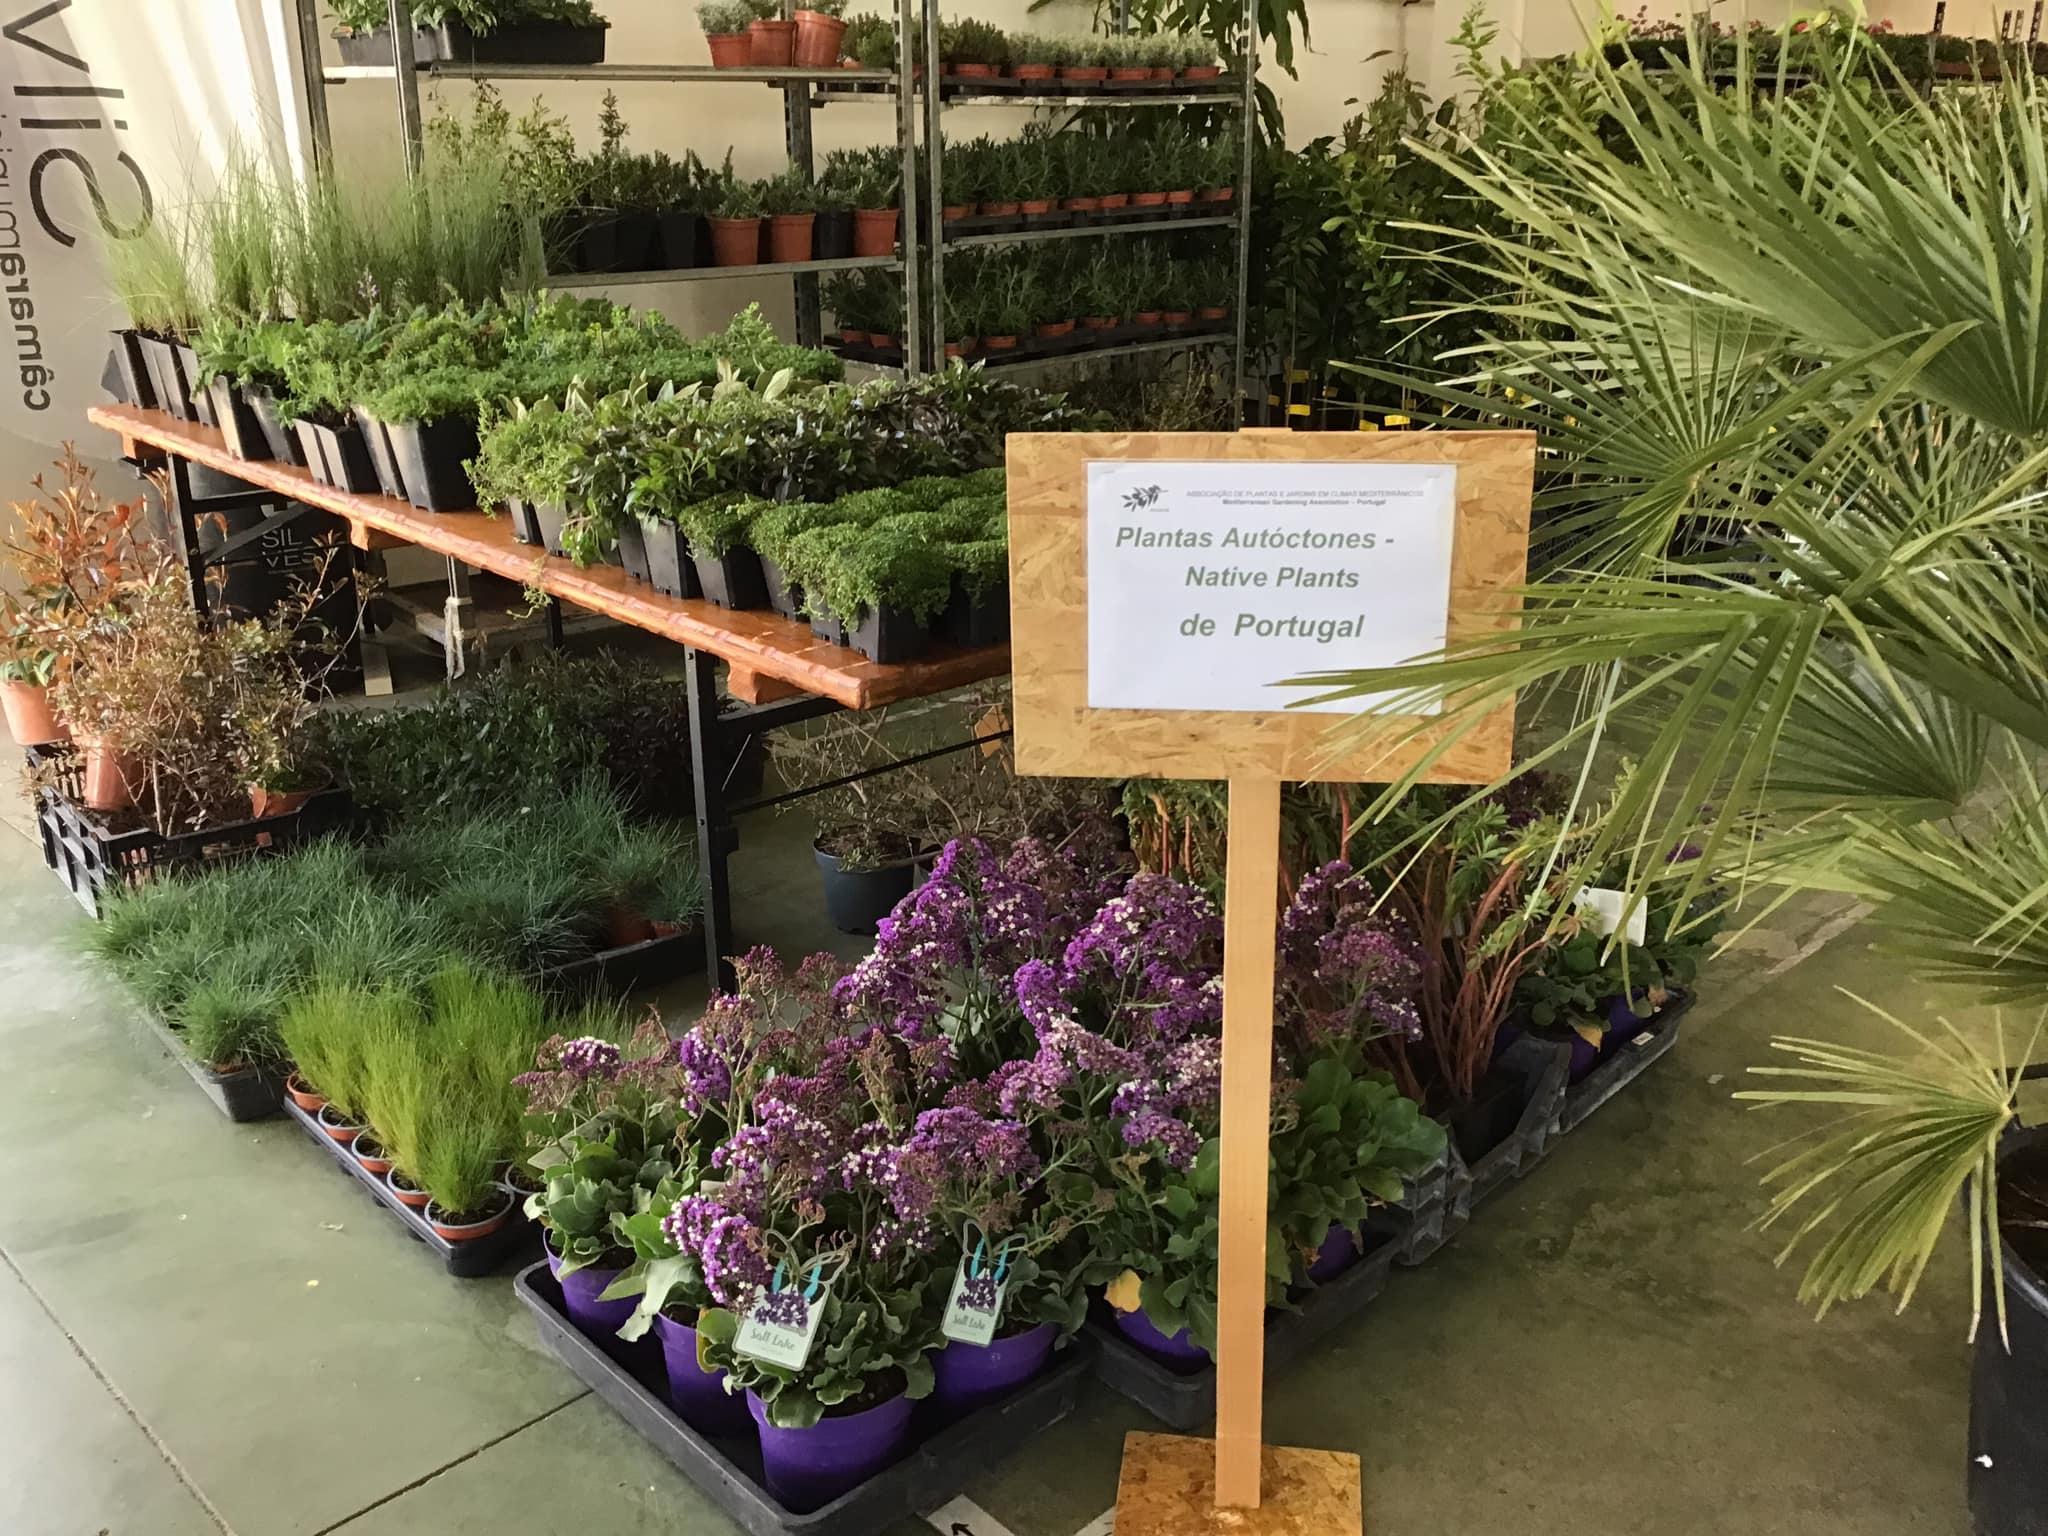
[
  {"left": 1085, "top": 459, "right": 1459, "bottom": 715},
  {"left": 1574, "top": 886, "right": 1648, "bottom": 946}
]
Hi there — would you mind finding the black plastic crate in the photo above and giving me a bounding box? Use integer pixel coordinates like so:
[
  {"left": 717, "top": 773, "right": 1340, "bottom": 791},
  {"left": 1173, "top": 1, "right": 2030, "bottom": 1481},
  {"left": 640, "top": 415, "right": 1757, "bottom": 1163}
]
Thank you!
[
  {"left": 28, "top": 746, "right": 354, "bottom": 919},
  {"left": 138, "top": 1009, "right": 283, "bottom": 1122},
  {"left": 514, "top": 1262, "right": 1091, "bottom": 1536},
  {"left": 540, "top": 919, "right": 708, "bottom": 998},
  {"left": 1085, "top": 1229, "right": 1400, "bottom": 1430},
  {"left": 1558, "top": 989, "right": 1695, "bottom": 1133},
  {"left": 283, "top": 1097, "right": 536, "bottom": 1279},
  {"left": 1454, "top": 1033, "right": 1573, "bottom": 1215}
]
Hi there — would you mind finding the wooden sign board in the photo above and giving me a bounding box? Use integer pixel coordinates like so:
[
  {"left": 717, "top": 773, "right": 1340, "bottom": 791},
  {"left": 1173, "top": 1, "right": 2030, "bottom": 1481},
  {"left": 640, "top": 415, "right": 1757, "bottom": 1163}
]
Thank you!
[
  {"left": 1004, "top": 428, "right": 1535, "bottom": 1535},
  {"left": 1006, "top": 430, "right": 1535, "bottom": 785}
]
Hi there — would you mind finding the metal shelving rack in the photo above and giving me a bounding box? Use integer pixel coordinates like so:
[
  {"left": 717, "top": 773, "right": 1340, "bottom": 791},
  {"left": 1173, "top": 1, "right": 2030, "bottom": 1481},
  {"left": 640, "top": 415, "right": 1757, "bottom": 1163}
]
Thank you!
[{"left": 287, "top": 0, "right": 1253, "bottom": 386}]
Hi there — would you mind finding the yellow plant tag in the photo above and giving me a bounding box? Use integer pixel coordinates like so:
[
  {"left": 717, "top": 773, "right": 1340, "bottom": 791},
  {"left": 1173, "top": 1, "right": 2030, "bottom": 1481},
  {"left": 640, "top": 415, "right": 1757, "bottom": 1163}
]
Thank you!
[{"left": 1105, "top": 1269, "right": 1143, "bottom": 1313}]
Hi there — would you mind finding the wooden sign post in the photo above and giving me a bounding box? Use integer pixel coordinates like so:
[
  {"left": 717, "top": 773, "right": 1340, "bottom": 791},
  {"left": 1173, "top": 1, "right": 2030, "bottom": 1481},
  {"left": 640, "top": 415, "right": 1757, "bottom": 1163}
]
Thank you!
[{"left": 1006, "top": 429, "right": 1534, "bottom": 1533}]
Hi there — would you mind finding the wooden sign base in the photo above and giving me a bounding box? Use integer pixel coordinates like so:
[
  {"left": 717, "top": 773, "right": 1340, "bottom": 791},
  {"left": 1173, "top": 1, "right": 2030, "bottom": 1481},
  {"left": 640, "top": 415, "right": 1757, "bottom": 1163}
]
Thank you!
[{"left": 1112, "top": 1433, "right": 1363, "bottom": 1536}]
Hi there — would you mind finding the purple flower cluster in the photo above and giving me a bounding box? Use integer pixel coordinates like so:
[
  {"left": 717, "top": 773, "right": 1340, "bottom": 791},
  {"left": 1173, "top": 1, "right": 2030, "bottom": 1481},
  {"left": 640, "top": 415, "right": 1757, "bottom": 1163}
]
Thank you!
[
  {"left": 662, "top": 1196, "right": 774, "bottom": 1308},
  {"left": 1279, "top": 860, "right": 1425, "bottom": 1051},
  {"left": 558, "top": 1037, "right": 621, "bottom": 1078}
]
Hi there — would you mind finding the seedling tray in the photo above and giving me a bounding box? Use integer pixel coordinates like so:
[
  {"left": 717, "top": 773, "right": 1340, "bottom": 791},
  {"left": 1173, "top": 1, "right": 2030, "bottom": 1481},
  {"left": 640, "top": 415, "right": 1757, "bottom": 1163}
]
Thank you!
[
  {"left": 1085, "top": 1229, "right": 1400, "bottom": 1431},
  {"left": 540, "top": 919, "right": 708, "bottom": 998},
  {"left": 1453, "top": 1034, "right": 1572, "bottom": 1215},
  {"left": 139, "top": 1009, "right": 283, "bottom": 1123},
  {"left": 1558, "top": 990, "right": 1695, "bottom": 1133},
  {"left": 515, "top": 1262, "right": 1092, "bottom": 1536},
  {"left": 283, "top": 1097, "right": 535, "bottom": 1279}
]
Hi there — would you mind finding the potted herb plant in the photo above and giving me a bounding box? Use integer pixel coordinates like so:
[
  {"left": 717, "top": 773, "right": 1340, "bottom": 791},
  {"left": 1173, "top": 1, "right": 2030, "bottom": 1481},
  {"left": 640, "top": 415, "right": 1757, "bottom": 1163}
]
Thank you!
[
  {"left": 749, "top": 0, "right": 798, "bottom": 66},
  {"left": 942, "top": 16, "right": 1006, "bottom": 77},
  {"left": 1007, "top": 32, "right": 1058, "bottom": 85},
  {"left": 708, "top": 174, "right": 767, "bottom": 267},
  {"left": 1106, "top": 32, "right": 1151, "bottom": 85},
  {"left": 1057, "top": 32, "right": 1109, "bottom": 87},
  {"left": 792, "top": 0, "right": 847, "bottom": 65},
  {"left": 699, "top": 0, "right": 755, "bottom": 65},
  {"left": 761, "top": 169, "right": 818, "bottom": 263}
]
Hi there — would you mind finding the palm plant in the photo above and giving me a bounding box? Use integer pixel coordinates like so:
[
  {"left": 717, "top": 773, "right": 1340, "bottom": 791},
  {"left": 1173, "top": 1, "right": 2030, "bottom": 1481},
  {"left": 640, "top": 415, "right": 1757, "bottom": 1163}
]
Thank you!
[{"left": 1293, "top": 44, "right": 2048, "bottom": 1339}]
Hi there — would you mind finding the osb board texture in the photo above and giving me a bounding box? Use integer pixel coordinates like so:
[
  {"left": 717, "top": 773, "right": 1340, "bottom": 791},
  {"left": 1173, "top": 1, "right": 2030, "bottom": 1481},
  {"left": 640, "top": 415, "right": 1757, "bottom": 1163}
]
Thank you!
[
  {"left": 1113, "top": 1432, "right": 1364, "bottom": 1536},
  {"left": 1005, "top": 431, "right": 1533, "bottom": 784}
]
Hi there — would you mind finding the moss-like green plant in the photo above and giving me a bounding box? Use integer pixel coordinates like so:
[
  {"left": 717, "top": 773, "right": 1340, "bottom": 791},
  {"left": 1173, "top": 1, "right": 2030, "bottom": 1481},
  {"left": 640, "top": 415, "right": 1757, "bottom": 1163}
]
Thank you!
[
  {"left": 786, "top": 516, "right": 954, "bottom": 622},
  {"left": 950, "top": 536, "right": 1008, "bottom": 599},
  {"left": 673, "top": 491, "right": 761, "bottom": 557}
]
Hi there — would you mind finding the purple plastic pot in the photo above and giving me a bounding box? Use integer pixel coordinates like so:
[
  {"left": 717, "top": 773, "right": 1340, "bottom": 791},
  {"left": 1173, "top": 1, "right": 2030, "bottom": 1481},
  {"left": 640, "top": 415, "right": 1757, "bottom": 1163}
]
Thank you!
[
  {"left": 1306, "top": 1223, "right": 1360, "bottom": 1284},
  {"left": 1565, "top": 1029, "right": 1602, "bottom": 1084},
  {"left": 652, "top": 1311, "right": 752, "bottom": 1435},
  {"left": 1606, "top": 991, "right": 1658, "bottom": 1031},
  {"left": 747, "top": 1388, "right": 915, "bottom": 1512},
  {"left": 1112, "top": 1306, "right": 1210, "bottom": 1367},
  {"left": 931, "top": 1322, "right": 1057, "bottom": 1413},
  {"left": 546, "top": 1246, "right": 635, "bottom": 1341}
]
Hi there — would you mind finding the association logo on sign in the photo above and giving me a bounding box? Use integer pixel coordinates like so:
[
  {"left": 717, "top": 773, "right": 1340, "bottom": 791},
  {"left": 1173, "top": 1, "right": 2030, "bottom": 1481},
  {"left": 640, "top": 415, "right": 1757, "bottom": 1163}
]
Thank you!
[{"left": 1121, "top": 484, "right": 1164, "bottom": 511}]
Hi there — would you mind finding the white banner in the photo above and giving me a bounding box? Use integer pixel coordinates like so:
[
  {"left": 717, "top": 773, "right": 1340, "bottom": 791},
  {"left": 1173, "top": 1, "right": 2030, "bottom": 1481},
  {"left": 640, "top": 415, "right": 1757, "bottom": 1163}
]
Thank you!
[{"left": 1, "top": 0, "right": 299, "bottom": 534}]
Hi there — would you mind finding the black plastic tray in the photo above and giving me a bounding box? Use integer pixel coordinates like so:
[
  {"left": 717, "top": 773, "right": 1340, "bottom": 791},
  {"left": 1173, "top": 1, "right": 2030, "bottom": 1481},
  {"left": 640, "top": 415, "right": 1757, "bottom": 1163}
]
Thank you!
[
  {"left": 1558, "top": 989, "right": 1695, "bottom": 1133},
  {"left": 1454, "top": 1033, "right": 1573, "bottom": 1214},
  {"left": 514, "top": 1262, "right": 1092, "bottom": 1536},
  {"left": 1085, "top": 1228, "right": 1400, "bottom": 1431},
  {"left": 283, "top": 1097, "right": 535, "bottom": 1279},
  {"left": 540, "top": 919, "right": 707, "bottom": 998},
  {"left": 139, "top": 1009, "right": 283, "bottom": 1122}
]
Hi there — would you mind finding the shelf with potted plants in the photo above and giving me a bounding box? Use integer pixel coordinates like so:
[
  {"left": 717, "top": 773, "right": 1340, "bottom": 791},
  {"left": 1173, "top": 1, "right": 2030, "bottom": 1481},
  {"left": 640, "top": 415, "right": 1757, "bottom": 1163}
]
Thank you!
[
  {"left": 932, "top": 127, "right": 1238, "bottom": 244},
  {"left": 912, "top": 240, "right": 1235, "bottom": 369},
  {"left": 812, "top": 17, "right": 1238, "bottom": 104},
  {"left": 328, "top": 0, "right": 613, "bottom": 68}
]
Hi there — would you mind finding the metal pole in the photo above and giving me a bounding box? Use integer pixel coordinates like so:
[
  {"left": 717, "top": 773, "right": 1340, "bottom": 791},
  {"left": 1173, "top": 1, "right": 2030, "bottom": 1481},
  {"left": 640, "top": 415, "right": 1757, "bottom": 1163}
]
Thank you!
[
  {"left": 387, "top": 0, "right": 426, "bottom": 179},
  {"left": 1233, "top": 0, "right": 1255, "bottom": 418},
  {"left": 292, "top": 0, "right": 334, "bottom": 176},
  {"left": 786, "top": 80, "right": 821, "bottom": 347},
  {"left": 895, "top": 0, "right": 924, "bottom": 372},
  {"left": 922, "top": 0, "right": 945, "bottom": 368},
  {"left": 684, "top": 648, "right": 739, "bottom": 990}
]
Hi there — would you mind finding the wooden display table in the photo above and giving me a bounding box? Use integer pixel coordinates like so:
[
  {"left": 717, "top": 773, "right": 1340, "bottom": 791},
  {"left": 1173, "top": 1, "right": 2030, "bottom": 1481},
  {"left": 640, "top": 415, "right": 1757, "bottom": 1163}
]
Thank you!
[{"left": 90, "top": 404, "right": 1012, "bottom": 979}]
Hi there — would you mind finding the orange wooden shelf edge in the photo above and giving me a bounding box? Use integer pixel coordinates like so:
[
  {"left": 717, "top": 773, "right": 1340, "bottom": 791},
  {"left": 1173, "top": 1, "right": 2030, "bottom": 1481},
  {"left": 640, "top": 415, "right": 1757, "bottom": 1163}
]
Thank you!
[{"left": 88, "top": 403, "right": 1011, "bottom": 712}]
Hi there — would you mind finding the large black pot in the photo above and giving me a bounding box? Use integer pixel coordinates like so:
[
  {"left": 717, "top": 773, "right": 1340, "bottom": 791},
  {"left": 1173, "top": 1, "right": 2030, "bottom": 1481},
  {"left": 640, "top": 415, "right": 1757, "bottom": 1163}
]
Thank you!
[
  {"left": 845, "top": 603, "right": 929, "bottom": 665},
  {"left": 352, "top": 406, "right": 409, "bottom": 501},
  {"left": 814, "top": 206, "right": 855, "bottom": 261},
  {"left": 207, "top": 377, "right": 274, "bottom": 463},
  {"left": 384, "top": 415, "right": 480, "bottom": 512},
  {"left": 656, "top": 209, "right": 703, "bottom": 270},
  {"left": 813, "top": 839, "right": 917, "bottom": 935},
  {"left": 692, "top": 547, "right": 769, "bottom": 610},
  {"left": 137, "top": 334, "right": 193, "bottom": 421},
  {"left": 243, "top": 383, "right": 304, "bottom": 465},
  {"left": 1971, "top": 1126, "right": 2048, "bottom": 1535},
  {"left": 305, "top": 417, "right": 379, "bottom": 494},
  {"left": 435, "top": 18, "right": 608, "bottom": 64},
  {"left": 640, "top": 516, "right": 699, "bottom": 599},
  {"left": 615, "top": 516, "right": 651, "bottom": 583},
  {"left": 108, "top": 330, "right": 154, "bottom": 409}
]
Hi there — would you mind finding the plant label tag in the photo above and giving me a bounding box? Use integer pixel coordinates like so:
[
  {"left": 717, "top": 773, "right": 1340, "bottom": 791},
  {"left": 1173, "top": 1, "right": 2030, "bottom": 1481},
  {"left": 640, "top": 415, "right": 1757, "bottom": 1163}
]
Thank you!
[
  {"left": 1574, "top": 886, "right": 1646, "bottom": 945},
  {"left": 941, "top": 1259, "right": 1008, "bottom": 1347},
  {"left": 1630, "top": 1030, "right": 1655, "bottom": 1048},
  {"left": 735, "top": 1293, "right": 826, "bottom": 1370}
]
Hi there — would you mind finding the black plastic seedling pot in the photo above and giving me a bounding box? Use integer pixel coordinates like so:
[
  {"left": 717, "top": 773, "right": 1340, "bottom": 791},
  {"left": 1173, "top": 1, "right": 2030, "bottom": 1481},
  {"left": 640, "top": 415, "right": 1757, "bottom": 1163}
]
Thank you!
[
  {"left": 385, "top": 416, "right": 480, "bottom": 512},
  {"left": 692, "top": 549, "right": 769, "bottom": 610},
  {"left": 639, "top": 518, "right": 701, "bottom": 599},
  {"left": 242, "top": 384, "right": 304, "bottom": 465},
  {"left": 352, "top": 407, "right": 409, "bottom": 501}
]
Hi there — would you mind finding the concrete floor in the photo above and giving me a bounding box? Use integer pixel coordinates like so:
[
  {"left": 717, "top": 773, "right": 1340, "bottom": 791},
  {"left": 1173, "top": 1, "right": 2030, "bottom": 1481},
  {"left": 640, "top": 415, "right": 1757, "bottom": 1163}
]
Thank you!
[{"left": 0, "top": 801, "right": 1976, "bottom": 1536}]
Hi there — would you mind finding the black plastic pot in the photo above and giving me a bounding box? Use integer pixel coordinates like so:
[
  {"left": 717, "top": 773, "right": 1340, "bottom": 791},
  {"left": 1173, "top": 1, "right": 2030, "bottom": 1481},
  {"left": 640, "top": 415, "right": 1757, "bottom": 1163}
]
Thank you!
[
  {"left": 243, "top": 384, "right": 303, "bottom": 465},
  {"left": 846, "top": 604, "right": 929, "bottom": 665},
  {"left": 577, "top": 213, "right": 624, "bottom": 275},
  {"left": 173, "top": 342, "right": 215, "bottom": 426},
  {"left": 615, "top": 516, "right": 651, "bottom": 582},
  {"left": 614, "top": 209, "right": 660, "bottom": 272},
  {"left": 352, "top": 406, "right": 409, "bottom": 501},
  {"left": 657, "top": 209, "right": 703, "bottom": 270},
  {"left": 1449, "top": 1062, "right": 1527, "bottom": 1166},
  {"left": 137, "top": 335, "right": 193, "bottom": 421},
  {"left": 1971, "top": 1127, "right": 2048, "bottom": 1536},
  {"left": 814, "top": 839, "right": 917, "bottom": 934},
  {"left": 814, "top": 206, "right": 855, "bottom": 260},
  {"left": 534, "top": 502, "right": 571, "bottom": 557},
  {"left": 436, "top": 18, "right": 608, "bottom": 63},
  {"left": 760, "top": 556, "right": 803, "bottom": 620},
  {"left": 207, "top": 377, "right": 273, "bottom": 462},
  {"left": 692, "top": 547, "right": 769, "bottom": 610},
  {"left": 807, "top": 598, "right": 849, "bottom": 647},
  {"left": 333, "top": 24, "right": 440, "bottom": 65},
  {"left": 108, "top": 329, "right": 154, "bottom": 409},
  {"left": 542, "top": 209, "right": 592, "bottom": 274},
  {"left": 384, "top": 415, "right": 480, "bottom": 512},
  {"left": 639, "top": 516, "right": 700, "bottom": 599},
  {"left": 506, "top": 498, "right": 543, "bottom": 547},
  {"left": 939, "top": 577, "right": 1008, "bottom": 647},
  {"left": 308, "top": 418, "right": 380, "bottom": 494}
]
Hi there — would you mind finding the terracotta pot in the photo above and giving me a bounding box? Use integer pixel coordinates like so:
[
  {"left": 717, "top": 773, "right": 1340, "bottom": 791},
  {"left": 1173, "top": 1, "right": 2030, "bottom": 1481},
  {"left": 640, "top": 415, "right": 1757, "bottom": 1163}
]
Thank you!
[
  {"left": 606, "top": 904, "right": 658, "bottom": 949},
  {"left": 1198, "top": 304, "right": 1229, "bottom": 322},
  {"left": 1133, "top": 309, "right": 1164, "bottom": 327},
  {"left": 1018, "top": 198, "right": 1054, "bottom": 218},
  {"left": 352, "top": 1135, "right": 395, "bottom": 1177},
  {"left": 951, "top": 60, "right": 997, "bottom": 77},
  {"left": 943, "top": 339, "right": 979, "bottom": 358},
  {"left": 1149, "top": 65, "right": 1173, "bottom": 80},
  {"left": 1099, "top": 192, "right": 1130, "bottom": 212},
  {"left": 852, "top": 207, "right": 898, "bottom": 256},
  {"left": 1201, "top": 186, "right": 1235, "bottom": 202},
  {"left": 76, "top": 734, "right": 137, "bottom": 813},
  {"left": 1035, "top": 319, "right": 1075, "bottom": 338},
  {"left": 386, "top": 1168, "right": 432, "bottom": 1209},
  {"left": 0, "top": 680, "right": 66, "bottom": 747},
  {"left": 427, "top": 1190, "right": 513, "bottom": 1243},
  {"left": 842, "top": 56, "right": 862, "bottom": 68},
  {"left": 706, "top": 31, "right": 751, "bottom": 67},
  {"left": 1062, "top": 196, "right": 1100, "bottom": 213},
  {"left": 649, "top": 919, "right": 684, "bottom": 940},
  {"left": 1162, "top": 309, "right": 1192, "bottom": 326},
  {"left": 942, "top": 203, "right": 973, "bottom": 222},
  {"left": 792, "top": 8, "right": 847, "bottom": 67},
  {"left": 1060, "top": 65, "right": 1107, "bottom": 84},
  {"left": 1110, "top": 67, "right": 1149, "bottom": 82},
  {"left": 864, "top": 332, "right": 896, "bottom": 350},
  {"left": 984, "top": 335, "right": 1019, "bottom": 351},
  {"left": 1131, "top": 190, "right": 1168, "bottom": 208},
  {"left": 748, "top": 18, "right": 796, "bottom": 66},
  {"left": 249, "top": 780, "right": 322, "bottom": 820},
  {"left": 839, "top": 325, "right": 864, "bottom": 345},
  {"left": 1182, "top": 64, "right": 1222, "bottom": 80},
  {"left": 1009, "top": 63, "right": 1053, "bottom": 81},
  {"left": 709, "top": 216, "right": 763, "bottom": 267},
  {"left": 316, "top": 1103, "right": 361, "bottom": 1146},
  {"left": 1165, "top": 189, "right": 1195, "bottom": 206},
  {"left": 980, "top": 199, "right": 1020, "bottom": 216},
  {"left": 1083, "top": 316, "right": 1117, "bottom": 330},
  {"left": 285, "top": 1074, "right": 327, "bottom": 1114},
  {"left": 766, "top": 212, "right": 815, "bottom": 263}
]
